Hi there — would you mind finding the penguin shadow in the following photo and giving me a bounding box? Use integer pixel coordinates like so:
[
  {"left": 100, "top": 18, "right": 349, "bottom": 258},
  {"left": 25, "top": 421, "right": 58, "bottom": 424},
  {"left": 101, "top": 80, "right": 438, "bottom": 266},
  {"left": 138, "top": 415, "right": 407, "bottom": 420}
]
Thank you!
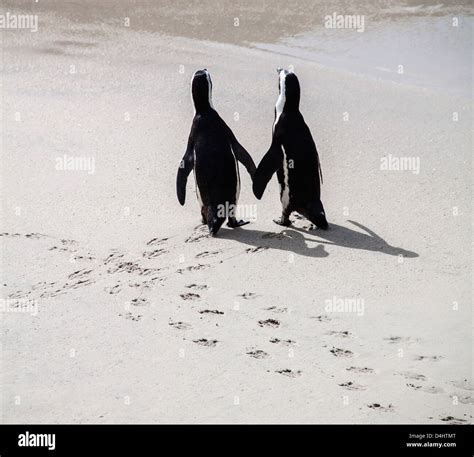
[
  {"left": 293, "top": 220, "right": 419, "bottom": 258},
  {"left": 218, "top": 227, "right": 329, "bottom": 258},
  {"left": 218, "top": 220, "right": 418, "bottom": 259}
]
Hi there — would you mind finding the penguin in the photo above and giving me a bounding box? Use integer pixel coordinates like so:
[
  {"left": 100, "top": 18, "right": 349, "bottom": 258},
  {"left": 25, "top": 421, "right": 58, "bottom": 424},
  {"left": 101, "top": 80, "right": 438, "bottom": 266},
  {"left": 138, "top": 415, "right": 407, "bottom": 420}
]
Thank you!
[
  {"left": 253, "top": 68, "right": 328, "bottom": 229},
  {"left": 177, "top": 69, "right": 256, "bottom": 236}
]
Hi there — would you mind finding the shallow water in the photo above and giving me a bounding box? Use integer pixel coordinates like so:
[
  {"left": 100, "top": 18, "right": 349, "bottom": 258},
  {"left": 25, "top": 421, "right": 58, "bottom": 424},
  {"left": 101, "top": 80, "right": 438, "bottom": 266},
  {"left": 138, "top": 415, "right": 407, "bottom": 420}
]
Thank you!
[{"left": 252, "top": 14, "right": 472, "bottom": 95}]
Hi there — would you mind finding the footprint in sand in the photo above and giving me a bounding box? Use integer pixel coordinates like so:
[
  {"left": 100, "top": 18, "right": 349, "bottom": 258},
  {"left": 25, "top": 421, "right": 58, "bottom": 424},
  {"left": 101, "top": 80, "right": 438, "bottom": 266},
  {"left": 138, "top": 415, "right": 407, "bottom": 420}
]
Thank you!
[
  {"left": 330, "top": 347, "right": 354, "bottom": 358},
  {"left": 422, "top": 386, "right": 444, "bottom": 394},
  {"left": 384, "top": 336, "right": 410, "bottom": 344},
  {"left": 270, "top": 338, "right": 296, "bottom": 346},
  {"left": 246, "top": 349, "right": 270, "bottom": 359},
  {"left": 7, "top": 289, "right": 32, "bottom": 299},
  {"left": 105, "top": 284, "right": 122, "bottom": 295},
  {"left": 193, "top": 338, "right": 218, "bottom": 347},
  {"left": 439, "top": 415, "right": 468, "bottom": 425},
  {"left": 265, "top": 306, "right": 288, "bottom": 313},
  {"left": 196, "top": 250, "right": 222, "bottom": 259},
  {"left": 451, "top": 394, "right": 474, "bottom": 405},
  {"left": 448, "top": 379, "right": 473, "bottom": 391},
  {"left": 133, "top": 267, "right": 162, "bottom": 277},
  {"left": 48, "top": 245, "right": 72, "bottom": 253},
  {"left": 368, "top": 403, "right": 394, "bottom": 413},
  {"left": 346, "top": 366, "right": 374, "bottom": 374},
  {"left": 32, "top": 281, "right": 57, "bottom": 291},
  {"left": 40, "top": 288, "right": 66, "bottom": 298},
  {"left": 258, "top": 319, "right": 281, "bottom": 328},
  {"left": 146, "top": 237, "right": 169, "bottom": 246},
  {"left": 240, "top": 292, "right": 257, "bottom": 299},
  {"left": 128, "top": 277, "right": 163, "bottom": 290},
  {"left": 186, "top": 284, "right": 209, "bottom": 290},
  {"left": 68, "top": 269, "right": 93, "bottom": 280},
  {"left": 64, "top": 278, "right": 95, "bottom": 290},
  {"left": 177, "top": 264, "right": 210, "bottom": 274},
  {"left": 199, "top": 309, "right": 224, "bottom": 315},
  {"left": 1, "top": 232, "right": 48, "bottom": 240},
  {"left": 107, "top": 261, "right": 161, "bottom": 277},
  {"left": 130, "top": 297, "right": 149, "bottom": 307},
  {"left": 11, "top": 280, "right": 70, "bottom": 300},
  {"left": 327, "top": 330, "right": 352, "bottom": 338},
  {"left": 275, "top": 369, "right": 301, "bottom": 378},
  {"left": 180, "top": 293, "right": 200, "bottom": 300},
  {"left": 60, "top": 238, "right": 77, "bottom": 246},
  {"left": 406, "top": 384, "right": 444, "bottom": 394},
  {"left": 73, "top": 253, "right": 95, "bottom": 261},
  {"left": 246, "top": 246, "right": 268, "bottom": 254},
  {"left": 30, "top": 233, "right": 50, "bottom": 239},
  {"left": 0, "top": 232, "right": 16, "bottom": 238},
  {"left": 414, "top": 355, "right": 442, "bottom": 362},
  {"left": 396, "top": 371, "right": 427, "bottom": 381},
  {"left": 142, "top": 248, "right": 168, "bottom": 259},
  {"left": 185, "top": 226, "right": 209, "bottom": 243},
  {"left": 104, "top": 252, "right": 124, "bottom": 265},
  {"left": 169, "top": 320, "right": 192, "bottom": 330},
  {"left": 119, "top": 312, "right": 142, "bottom": 322},
  {"left": 339, "top": 381, "right": 366, "bottom": 391}
]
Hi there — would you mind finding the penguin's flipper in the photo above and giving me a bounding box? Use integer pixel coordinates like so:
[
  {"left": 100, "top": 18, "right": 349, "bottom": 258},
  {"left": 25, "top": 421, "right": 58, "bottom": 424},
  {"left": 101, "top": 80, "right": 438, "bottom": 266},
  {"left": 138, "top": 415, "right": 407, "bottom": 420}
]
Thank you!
[
  {"left": 252, "top": 141, "right": 283, "bottom": 200},
  {"left": 176, "top": 135, "right": 195, "bottom": 205},
  {"left": 231, "top": 141, "right": 256, "bottom": 178},
  {"left": 222, "top": 120, "right": 256, "bottom": 177}
]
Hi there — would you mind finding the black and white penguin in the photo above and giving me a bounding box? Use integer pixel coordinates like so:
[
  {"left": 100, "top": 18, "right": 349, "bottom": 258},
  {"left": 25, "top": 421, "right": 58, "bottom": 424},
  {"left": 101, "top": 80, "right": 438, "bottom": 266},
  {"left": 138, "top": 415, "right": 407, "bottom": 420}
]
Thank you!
[
  {"left": 253, "top": 68, "right": 328, "bottom": 229},
  {"left": 177, "top": 69, "right": 256, "bottom": 236}
]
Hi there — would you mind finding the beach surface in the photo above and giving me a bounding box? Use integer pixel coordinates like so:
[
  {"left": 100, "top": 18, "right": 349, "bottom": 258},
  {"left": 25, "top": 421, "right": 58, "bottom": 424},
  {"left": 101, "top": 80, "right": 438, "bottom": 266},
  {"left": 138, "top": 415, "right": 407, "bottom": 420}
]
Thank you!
[{"left": 0, "top": 1, "right": 472, "bottom": 423}]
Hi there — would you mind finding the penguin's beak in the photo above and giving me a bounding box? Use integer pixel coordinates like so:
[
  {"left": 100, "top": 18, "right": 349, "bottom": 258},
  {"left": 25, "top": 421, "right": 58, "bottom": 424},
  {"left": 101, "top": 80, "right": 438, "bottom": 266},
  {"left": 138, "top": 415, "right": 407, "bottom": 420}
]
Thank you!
[{"left": 276, "top": 67, "right": 283, "bottom": 74}]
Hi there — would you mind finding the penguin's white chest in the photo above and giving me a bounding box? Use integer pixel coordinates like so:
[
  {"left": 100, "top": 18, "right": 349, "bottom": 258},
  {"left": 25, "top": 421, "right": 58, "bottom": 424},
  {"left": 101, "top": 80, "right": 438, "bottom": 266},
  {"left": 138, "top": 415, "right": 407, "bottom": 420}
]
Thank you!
[
  {"left": 193, "top": 149, "right": 203, "bottom": 206},
  {"left": 229, "top": 145, "right": 241, "bottom": 204},
  {"left": 280, "top": 145, "right": 290, "bottom": 210}
]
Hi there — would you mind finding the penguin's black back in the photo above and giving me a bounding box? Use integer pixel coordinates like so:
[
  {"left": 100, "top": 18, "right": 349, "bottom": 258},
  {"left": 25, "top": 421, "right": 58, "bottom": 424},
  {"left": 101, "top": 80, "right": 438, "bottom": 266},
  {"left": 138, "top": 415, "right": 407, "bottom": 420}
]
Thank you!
[
  {"left": 193, "top": 110, "right": 238, "bottom": 207},
  {"left": 275, "top": 111, "right": 321, "bottom": 207}
]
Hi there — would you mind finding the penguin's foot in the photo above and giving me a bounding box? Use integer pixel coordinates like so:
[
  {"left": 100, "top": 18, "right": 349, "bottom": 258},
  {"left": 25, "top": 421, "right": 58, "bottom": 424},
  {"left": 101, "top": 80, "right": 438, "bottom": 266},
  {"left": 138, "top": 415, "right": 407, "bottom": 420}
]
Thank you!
[
  {"left": 209, "top": 224, "right": 220, "bottom": 237},
  {"left": 310, "top": 214, "right": 329, "bottom": 230},
  {"left": 273, "top": 217, "right": 292, "bottom": 227},
  {"left": 227, "top": 217, "right": 249, "bottom": 228},
  {"left": 208, "top": 217, "right": 225, "bottom": 236},
  {"left": 309, "top": 223, "right": 329, "bottom": 231}
]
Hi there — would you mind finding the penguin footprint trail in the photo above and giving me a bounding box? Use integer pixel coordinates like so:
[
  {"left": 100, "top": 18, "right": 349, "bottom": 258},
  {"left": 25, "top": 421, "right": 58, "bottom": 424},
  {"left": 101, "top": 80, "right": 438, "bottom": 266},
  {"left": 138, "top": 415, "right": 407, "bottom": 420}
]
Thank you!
[{"left": 2, "top": 232, "right": 174, "bottom": 304}]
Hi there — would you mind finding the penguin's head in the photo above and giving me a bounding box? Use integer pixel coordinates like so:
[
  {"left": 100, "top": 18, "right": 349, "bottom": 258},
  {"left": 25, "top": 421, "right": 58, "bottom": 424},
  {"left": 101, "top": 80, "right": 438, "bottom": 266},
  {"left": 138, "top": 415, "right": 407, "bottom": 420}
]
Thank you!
[
  {"left": 191, "top": 69, "right": 214, "bottom": 112},
  {"left": 275, "top": 68, "right": 300, "bottom": 119}
]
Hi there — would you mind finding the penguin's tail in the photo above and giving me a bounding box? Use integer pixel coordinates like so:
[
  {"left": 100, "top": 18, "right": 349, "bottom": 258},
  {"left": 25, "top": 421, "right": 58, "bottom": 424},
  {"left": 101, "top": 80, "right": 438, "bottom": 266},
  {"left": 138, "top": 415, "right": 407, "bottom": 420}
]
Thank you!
[{"left": 306, "top": 200, "right": 329, "bottom": 230}]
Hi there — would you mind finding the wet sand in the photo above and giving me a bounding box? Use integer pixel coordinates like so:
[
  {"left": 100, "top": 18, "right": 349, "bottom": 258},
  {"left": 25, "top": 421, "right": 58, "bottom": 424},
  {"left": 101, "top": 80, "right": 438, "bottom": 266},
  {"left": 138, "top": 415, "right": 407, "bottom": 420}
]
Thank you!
[{"left": 0, "top": 2, "right": 472, "bottom": 423}]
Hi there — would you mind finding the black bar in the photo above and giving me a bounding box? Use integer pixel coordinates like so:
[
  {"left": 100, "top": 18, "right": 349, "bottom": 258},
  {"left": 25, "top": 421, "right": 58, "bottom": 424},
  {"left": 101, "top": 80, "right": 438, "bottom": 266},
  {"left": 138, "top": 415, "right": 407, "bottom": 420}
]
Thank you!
[{"left": 0, "top": 424, "right": 472, "bottom": 455}]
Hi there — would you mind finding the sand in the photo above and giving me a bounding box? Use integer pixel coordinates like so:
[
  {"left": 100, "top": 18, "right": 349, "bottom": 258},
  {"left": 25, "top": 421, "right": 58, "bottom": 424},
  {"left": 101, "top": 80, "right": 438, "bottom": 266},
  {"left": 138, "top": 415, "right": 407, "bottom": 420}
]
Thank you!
[{"left": 0, "top": 2, "right": 472, "bottom": 423}]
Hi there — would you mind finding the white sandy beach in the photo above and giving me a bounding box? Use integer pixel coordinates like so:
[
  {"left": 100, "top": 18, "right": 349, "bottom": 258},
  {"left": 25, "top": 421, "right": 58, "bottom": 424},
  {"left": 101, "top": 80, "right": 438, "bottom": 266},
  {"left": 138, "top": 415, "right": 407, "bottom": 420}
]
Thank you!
[{"left": 0, "top": 2, "right": 472, "bottom": 423}]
